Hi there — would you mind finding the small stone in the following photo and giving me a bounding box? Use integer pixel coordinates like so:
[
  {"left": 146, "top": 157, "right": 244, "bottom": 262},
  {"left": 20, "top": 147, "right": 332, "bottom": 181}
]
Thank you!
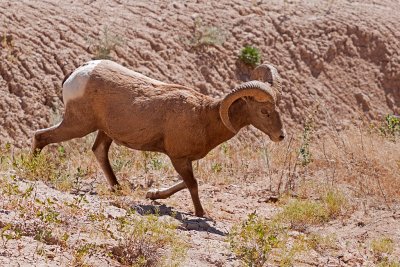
[
  {"left": 342, "top": 252, "right": 353, "bottom": 263},
  {"left": 354, "top": 92, "right": 371, "bottom": 111},
  {"left": 46, "top": 252, "right": 56, "bottom": 259},
  {"left": 356, "top": 221, "right": 365, "bottom": 227},
  {"left": 172, "top": 2, "right": 181, "bottom": 9},
  {"left": 258, "top": 196, "right": 279, "bottom": 203}
]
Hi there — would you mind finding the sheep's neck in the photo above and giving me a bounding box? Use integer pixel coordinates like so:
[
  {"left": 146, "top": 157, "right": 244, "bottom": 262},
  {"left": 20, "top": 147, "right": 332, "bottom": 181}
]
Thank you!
[{"left": 207, "top": 99, "right": 249, "bottom": 148}]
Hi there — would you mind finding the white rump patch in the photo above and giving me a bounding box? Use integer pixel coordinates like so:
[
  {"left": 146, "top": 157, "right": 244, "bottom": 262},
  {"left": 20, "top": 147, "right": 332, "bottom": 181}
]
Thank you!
[{"left": 62, "top": 60, "right": 102, "bottom": 104}]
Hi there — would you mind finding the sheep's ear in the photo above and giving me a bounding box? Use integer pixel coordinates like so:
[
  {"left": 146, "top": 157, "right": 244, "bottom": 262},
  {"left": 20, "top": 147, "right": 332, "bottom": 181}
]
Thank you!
[{"left": 220, "top": 81, "right": 275, "bottom": 133}]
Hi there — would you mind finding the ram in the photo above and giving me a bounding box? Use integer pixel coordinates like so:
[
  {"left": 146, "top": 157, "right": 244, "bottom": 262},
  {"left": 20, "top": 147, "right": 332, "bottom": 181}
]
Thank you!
[{"left": 32, "top": 60, "right": 286, "bottom": 217}]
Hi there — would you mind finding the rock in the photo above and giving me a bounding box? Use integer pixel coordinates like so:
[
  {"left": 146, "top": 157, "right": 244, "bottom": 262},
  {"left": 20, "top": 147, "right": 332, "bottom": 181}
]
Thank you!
[
  {"left": 104, "top": 205, "right": 126, "bottom": 219},
  {"left": 258, "top": 196, "right": 279, "bottom": 203},
  {"left": 354, "top": 92, "right": 371, "bottom": 111}
]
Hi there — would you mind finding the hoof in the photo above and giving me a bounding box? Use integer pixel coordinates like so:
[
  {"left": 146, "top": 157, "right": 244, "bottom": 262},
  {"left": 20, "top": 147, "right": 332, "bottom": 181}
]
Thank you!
[
  {"left": 146, "top": 189, "right": 159, "bottom": 200},
  {"left": 195, "top": 210, "right": 206, "bottom": 218}
]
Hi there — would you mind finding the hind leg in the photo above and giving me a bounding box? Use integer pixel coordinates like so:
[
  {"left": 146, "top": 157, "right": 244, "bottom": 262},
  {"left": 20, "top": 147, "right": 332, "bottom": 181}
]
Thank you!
[
  {"left": 146, "top": 181, "right": 186, "bottom": 200},
  {"left": 91, "top": 131, "right": 119, "bottom": 188},
  {"left": 32, "top": 112, "right": 95, "bottom": 154}
]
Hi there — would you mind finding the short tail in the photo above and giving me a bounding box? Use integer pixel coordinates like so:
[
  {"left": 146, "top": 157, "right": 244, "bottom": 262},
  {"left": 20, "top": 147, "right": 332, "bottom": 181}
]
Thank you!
[
  {"left": 61, "top": 72, "right": 73, "bottom": 87},
  {"left": 61, "top": 72, "right": 73, "bottom": 104}
]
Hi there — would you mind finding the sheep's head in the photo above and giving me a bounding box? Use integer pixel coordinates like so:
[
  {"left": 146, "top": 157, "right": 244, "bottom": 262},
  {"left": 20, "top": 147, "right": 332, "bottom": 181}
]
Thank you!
[{"left": 219, "top": 63, "right": 286, "bottom": 142}]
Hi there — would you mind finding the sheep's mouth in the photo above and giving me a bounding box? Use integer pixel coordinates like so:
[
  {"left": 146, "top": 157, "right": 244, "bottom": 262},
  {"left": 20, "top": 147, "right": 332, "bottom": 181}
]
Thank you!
[{"left": 269, "top": 133, "right": 285, "bottom": 142}]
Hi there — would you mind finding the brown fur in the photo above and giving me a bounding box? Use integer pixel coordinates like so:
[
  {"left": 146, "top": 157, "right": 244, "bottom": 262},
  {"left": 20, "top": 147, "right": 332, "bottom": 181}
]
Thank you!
[{"left": 32, "top": 60, "right": 285, "bottom": 217}]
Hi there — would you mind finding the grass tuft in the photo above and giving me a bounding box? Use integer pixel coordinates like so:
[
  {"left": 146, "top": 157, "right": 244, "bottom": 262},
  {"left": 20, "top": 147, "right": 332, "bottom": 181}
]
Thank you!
[
  {"left": 278, "top": 189, "right": 348, "bottom": 231},
  {"left": 111, "top": 212, "right": 187, "bottom": 267},
  {"left": 187, "top": 17, "right": 225, "bottom": 47}
]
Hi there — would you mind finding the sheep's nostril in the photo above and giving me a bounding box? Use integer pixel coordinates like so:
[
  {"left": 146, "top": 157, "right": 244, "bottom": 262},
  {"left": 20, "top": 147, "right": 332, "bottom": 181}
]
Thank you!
[{"left": 279, "top": 129, "right": 286, "bottom": 141}]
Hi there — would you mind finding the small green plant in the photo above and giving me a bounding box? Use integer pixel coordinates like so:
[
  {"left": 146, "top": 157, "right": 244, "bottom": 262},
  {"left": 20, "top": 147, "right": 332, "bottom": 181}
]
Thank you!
[
  {"left": 278, "top": 238, "right": 307, "bottom": 267},
  {"left": 221, "top": 143, "right": 230, "bottom": 155},
  {"left": 371, "top": 237, "right": 400, "bottom": 266},
  {"left": 12, "top": 150, "right": 67, "bottom": 184},
  {"left": 278, "top": 190, "right": 348, "bottom": 231},
  {"left": 4, "top": 176, "right": 21, "bottom": 196},
  {"left": 111, "top": 212, "right": 187, "bottom": 267},
  {"left": 34, "top": 228, "right": 53, "bottom": 243},
  {"left": 150, "top": 158, "right": 163, "bottom": 171},
  {"left": 229, "top": 212, "right": 311, "bottom": 267},
  {"left": 239, "top": 46, "right": 261, "bottom": 66},
  {"left": 35, "top": 198, "right": 62, "bottom": 224},
  {"left": 211, "top": 162, "right": 223, "bottom": 173},
  {"left": 73, "top": 243, "right": 98, "bottom": 265},
  {"left": 305, "top": 233, "right": 338, "bottom": 252},
  {"left": 371, "top": 237, "right": 394, "bottom": 256},
  {"left": 380, "top": 114, "right": 400, "bottom": 139},
  {"left": 228, "top": 213, "right": 282, "bottom": 267},
  {"left": 140, "top": 152, "right": 165, "bottom": 173},
  {"left": 188, "top": 17, "right": 225, "bottom": 47},
  {"left": 299, "top": 119, "right": 313, "bottom": 167},
  {"left": 1, "top": 224, "right": 22, "bottom": 247},
  {"left": 323, "top": 189, "right": 348, "bottom": 218},
  {"left": 279, "top": 199, "right": 328, "bottom": 230},
  {"left": 0, "top": 143, "right": 11, "bottom": 170}
]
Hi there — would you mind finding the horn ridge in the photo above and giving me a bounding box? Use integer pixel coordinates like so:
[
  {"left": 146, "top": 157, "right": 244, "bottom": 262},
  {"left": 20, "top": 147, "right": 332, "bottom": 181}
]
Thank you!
[{"left": 219, "top": 81, "right": 275, "bottom": 133}]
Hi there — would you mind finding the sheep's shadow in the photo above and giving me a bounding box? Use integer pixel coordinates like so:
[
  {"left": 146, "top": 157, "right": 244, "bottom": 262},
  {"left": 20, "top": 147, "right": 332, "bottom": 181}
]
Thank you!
[{"left": 133, "top": 203, "right": 227, "bottom": 236}]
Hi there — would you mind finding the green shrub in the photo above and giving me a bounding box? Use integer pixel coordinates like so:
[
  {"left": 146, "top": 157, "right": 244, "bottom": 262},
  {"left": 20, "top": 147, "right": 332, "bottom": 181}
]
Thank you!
[
  {"left": 279, "top": 189, "right": 348, "bottom": 231},
  {"left": 112, "top": 212, "right": 187, "bottom": 267},
  {"left": 380, "top": 114, "right": 400, "bottom": 138},
  {"left": 323, "top": 189, "right": 348, "bottom": 218},
  {"left": 279, "top": 199, "right": 328, "bottom": 230},
  {"left": 228, "top": 213, "right": 282, "bottom": 267},
  {"left": 239, "top": 46, "right": 261, "bottom": 66},
  {"left": 13, "top": 151, "right": 60, "bottom": 182},
  {"left": 229, "top": 212, "right": 311, "bottom": 267}
]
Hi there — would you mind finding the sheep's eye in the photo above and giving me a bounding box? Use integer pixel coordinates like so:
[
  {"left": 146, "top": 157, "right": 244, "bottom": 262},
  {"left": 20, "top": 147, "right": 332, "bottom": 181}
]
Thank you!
[{"left": 261, "top": 108, "right": 270, "bottom": 116}]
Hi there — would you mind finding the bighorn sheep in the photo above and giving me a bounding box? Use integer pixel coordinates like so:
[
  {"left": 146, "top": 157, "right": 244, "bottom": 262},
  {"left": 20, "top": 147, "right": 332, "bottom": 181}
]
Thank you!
[{"left": 32, "top": 60, "right": 286, "bottom": 217}]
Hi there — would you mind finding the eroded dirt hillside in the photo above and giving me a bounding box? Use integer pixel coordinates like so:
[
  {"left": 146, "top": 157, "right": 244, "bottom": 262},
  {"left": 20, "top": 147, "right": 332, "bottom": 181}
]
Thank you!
[{"left": 0, "top": 0, "right": 399, "bottom": 145}]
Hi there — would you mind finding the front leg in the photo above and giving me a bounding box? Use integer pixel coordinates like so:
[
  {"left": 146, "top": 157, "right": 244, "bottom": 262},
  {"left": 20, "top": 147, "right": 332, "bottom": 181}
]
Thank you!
[
  {"left": 146, "top": 181, "right": 186, "bottom": 200},
  {"left": 170, "top": 158, "right": 205, "bottom": 217},
  {"left": 92, "top": 131, "right": 119, "bottom": 189}
]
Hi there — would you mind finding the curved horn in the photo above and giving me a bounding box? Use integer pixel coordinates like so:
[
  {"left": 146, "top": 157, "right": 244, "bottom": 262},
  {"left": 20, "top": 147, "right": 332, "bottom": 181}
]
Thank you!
[
  {"left": 219, "top": 81, "right": 275, "bottom": 133},
  {"left": 250, "top": 63, "right": 282, "bottom": 97}
]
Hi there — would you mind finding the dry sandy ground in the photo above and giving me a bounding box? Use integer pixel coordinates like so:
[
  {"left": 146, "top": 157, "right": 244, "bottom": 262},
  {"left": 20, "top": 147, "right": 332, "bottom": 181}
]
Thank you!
[{"left": 0, "top": 167, "right": 398, "bottom": 266}]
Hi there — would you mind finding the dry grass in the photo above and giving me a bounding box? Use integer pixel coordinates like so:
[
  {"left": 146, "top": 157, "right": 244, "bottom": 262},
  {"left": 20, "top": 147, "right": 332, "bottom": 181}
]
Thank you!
[
  {"left": 371, "top": 236, "right": 400, "bottom": 266},
  {"left": 311, "top": 126, "right": 400, "bottom": 205},
  {"left": 4, "top": 115, "right": 398, "bottom": 206}
]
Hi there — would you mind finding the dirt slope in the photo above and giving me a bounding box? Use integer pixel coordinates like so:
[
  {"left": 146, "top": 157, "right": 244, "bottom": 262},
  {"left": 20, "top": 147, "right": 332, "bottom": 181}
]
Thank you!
[{"left": 0, "top": 0, "right": 399, "bottom": 146}]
